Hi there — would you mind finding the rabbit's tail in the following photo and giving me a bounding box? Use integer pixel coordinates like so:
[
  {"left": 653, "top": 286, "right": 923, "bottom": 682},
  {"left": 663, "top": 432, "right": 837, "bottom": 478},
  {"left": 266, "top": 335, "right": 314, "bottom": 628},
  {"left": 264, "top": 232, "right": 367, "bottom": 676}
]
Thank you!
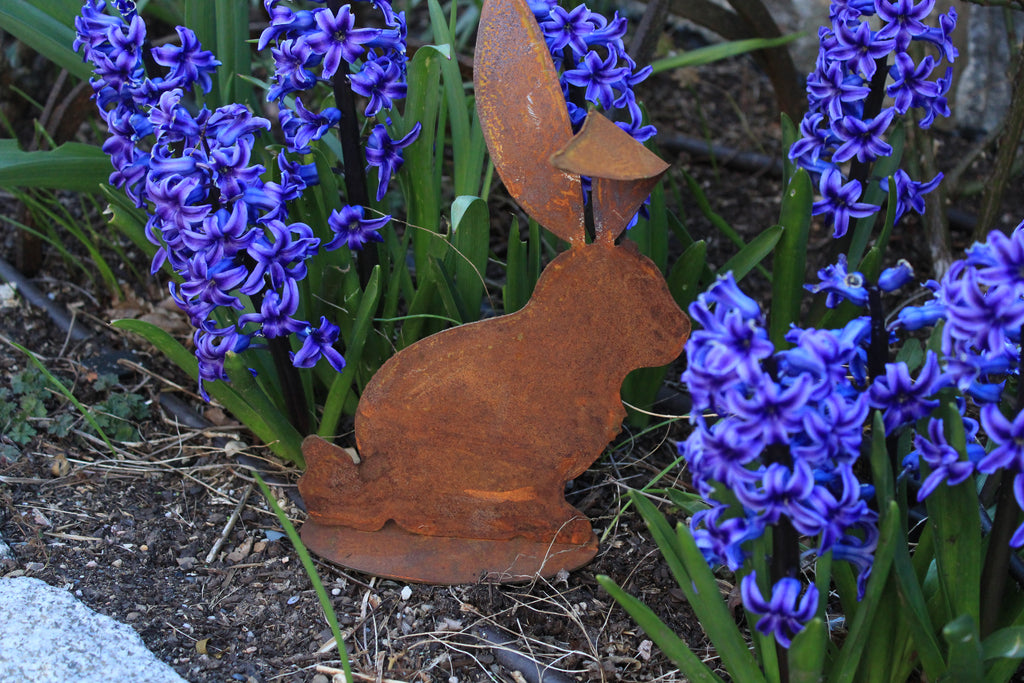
[{"left": 298, "top": 435, "right": 369, "bottom": 526}]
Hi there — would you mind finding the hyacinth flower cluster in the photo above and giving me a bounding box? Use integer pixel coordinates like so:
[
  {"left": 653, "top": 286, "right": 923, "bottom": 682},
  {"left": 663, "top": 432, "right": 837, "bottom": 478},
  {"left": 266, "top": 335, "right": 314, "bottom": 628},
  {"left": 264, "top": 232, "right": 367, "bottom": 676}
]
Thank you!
[
  {"left": 788, "top": 0, "right": 958, "bottom": 237},
  {"left": 894, "top": 223, "right": 1024, "bottom": 544},
  {"left": 260, "top": 0, "right": 418, "bottom": 209},
  {"left": 680, "top": 256, "right": 955, "bottom": 647},
  {"left": 74, "top": 0, "right": 415, "bottom": 399},
  {"left": 529, "top": 0, "right": 655, "bottom": 143}
]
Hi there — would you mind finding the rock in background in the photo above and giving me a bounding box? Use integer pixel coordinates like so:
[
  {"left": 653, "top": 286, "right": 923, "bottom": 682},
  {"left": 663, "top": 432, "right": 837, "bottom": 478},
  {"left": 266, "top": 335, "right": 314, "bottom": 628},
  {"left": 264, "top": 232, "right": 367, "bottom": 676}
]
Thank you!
[{"left": 0, "top": 576, "right": 186, "bottom": 683}]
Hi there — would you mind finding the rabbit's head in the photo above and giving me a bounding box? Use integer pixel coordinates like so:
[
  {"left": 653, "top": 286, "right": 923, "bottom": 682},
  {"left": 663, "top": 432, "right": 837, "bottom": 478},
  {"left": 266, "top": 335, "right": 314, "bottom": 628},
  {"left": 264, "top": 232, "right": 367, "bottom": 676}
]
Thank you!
[{"left": 474, "top": 0, "right": 689, "bottom": 366}]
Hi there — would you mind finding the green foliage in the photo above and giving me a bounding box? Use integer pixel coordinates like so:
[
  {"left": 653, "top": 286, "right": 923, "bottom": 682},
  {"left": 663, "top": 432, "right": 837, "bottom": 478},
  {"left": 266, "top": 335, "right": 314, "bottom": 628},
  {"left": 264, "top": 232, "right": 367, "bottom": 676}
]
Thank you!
[{"left": 0, "top": 360, "right": 150, "bottom": 458}]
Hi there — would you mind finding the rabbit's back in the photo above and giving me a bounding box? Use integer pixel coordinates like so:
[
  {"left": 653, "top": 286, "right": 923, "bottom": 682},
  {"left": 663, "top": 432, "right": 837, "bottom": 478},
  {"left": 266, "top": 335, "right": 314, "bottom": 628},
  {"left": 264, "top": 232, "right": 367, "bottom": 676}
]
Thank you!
[{"left": 355, "top": 241, "right": 688, "bottom": 475}]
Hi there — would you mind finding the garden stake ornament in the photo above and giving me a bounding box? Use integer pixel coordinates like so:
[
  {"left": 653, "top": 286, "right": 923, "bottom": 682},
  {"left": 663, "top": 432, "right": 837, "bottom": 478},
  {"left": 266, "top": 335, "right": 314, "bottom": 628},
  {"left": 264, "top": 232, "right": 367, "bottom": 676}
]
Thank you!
[{"left": 297, "top": 0, "right": 690, "bottom": 584}]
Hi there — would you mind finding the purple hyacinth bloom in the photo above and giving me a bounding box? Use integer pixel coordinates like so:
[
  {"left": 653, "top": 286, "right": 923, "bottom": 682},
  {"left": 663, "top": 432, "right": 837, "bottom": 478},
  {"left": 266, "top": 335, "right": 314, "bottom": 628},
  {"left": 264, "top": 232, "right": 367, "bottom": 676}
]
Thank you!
[
  {"left": 830, "top": 19, "right": 896, "bottom": 80},
  {"left": 806, "top": 253, "right": 870, "bottom": 307},
  {"left": 541, "top": 4, "right": 601, "bottom": 55},
  {"left": 978, "top": 404, "right": 1024, "bottom": 476},
  {"left": 811, "top": 168, "right": 879, "bottom": 238},
  {"left": 735, "top": 461, "right": 825, "bottom": 534},
  {"left": 807, "top": 61, "right": 871, "bottom": 121},
  {"left": 258, "top": 4, "right": 317, "bottom": 51},
  {"left": 302, "top": 5, "right": 381, "bottom": 79},
  {"left": 832, "top": 107, "right": 896, "bottom": 163},
  {"left": 268, "top": 40, "right": 319, "bottom": 101},
  {"left": 194, "top": 327, "right": 249, "bottom": 400},
  {"left": 813, "top": 464, "right": 875, "bottom": 551},
  {"left": 740, "top": 573, "right": 819, "bottom": 648},
  {"left": 292, "top": 317, "right": 346, "bottom": 372},
  {"left": 691, "top": 505, "right": 761, "bottom": 571},
  {"left": 151, "top": 26, "right": 221, "bottom": 93},
  {"left": 180, "top": 203, "right": 257, "bottom": 265},
  {"left": 894, "top": 300, "right": 945, "bottom": 331},
  {"left": 788, "top": 113, "right": 833, "bottom": 171},
  {"left": 941, "top": 265, "right": 1024, "bottom": 355},
  {"left": 868, "top": 351, "right": 947, "bottom": 433},
  {"left": 875, "top": 0, "right": 936, "bottom": 52},
  {"left": 889, "top": 169, "right": 943, "bottom": 223},
  {"left": 177, "top": 256, "right": 248, "bottom": 318},
  {"left": 887, "top": 53, "right": 939, "bottom": 114},
  {"left": 684, "top": 276, "right": 774, "bottom": 408},
  {"left": 726, "top": 373, "right": 815, "bottom": 445},
  {"left": 832, "top": 519, "right": 879, "bottom": 597},
  {"left": 239, "top": 278, "right": 305, "bottom": 339},
  {"left": 241, "top": 221, "right": 319, "bottom": 294},
  {"left": 916, "top": 6, "right": 959, "bottom": 62},
  {"left": 365, "top": 122, "right": 421, "bottom": 201},
  {"left": 683, "top": 421, "right": 764, "bottom": 496},
  {"left": 965, "top": 221, "right": 1024, "bottom": 289},
  {"left": 795, "top": 393, "right": 869, "bottom": 465},
  {"left": 350, "top": 57, "right": 407, "bottom": 117},
  {"left": 210, "top": 142, "right": 266, "bottom": 201},
  {"left": 877, "top": 259, "right": 915, "bottom": 291},
  {"left": 911, "top": 417, "right": 976, "bottom": 500},
  {"left": 280, "top": 99, "right": 341, "bottom": 153},
  {"left": 562, "top": 50, "right": 629, "bottom": 110},
  {"left": 326, "top": 205, "right": 392, "bottom": 251},
  {"left": 206, "top": 104, "right": 272, "bottom": 147}
]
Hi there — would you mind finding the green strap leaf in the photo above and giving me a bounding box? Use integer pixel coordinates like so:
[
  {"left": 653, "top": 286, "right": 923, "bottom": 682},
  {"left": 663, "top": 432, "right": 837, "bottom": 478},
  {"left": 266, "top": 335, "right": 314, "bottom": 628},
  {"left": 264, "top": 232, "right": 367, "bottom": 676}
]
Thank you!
[
  {"left": 826, "top": 499, "right": 901, "bottom": 683},
  {"left": 925, "top": 400, "right": 982, "bottom": 623},
  {"left": 786, "top": 617, "right": 827, "bottom": 683},
  {"left": 319, "top": 266, "right": 382, "bottom": 439},
  {"left": 769, "top": 169, "right": 812, "bottom": 347},
  {"left": 448, "top": 195, "right": 491, "bottom": 318},
  {"left": 983, "top": 626, "right": 1024, "bottom": 662},
  {"left": 720, "top": 224, "right": 783, "bottom": 282},
  {"left": 944, "top": 614, "right": 984, "bottom": 681},
  {"left": 597, "top": 575, "right": 725, "bottom": 683},
  {"left": 631, "top": 493, "right": 768, "bottom": 683},
  {"left": 0, "top": 1, "right": 92, "bottom": 81},
  {"left": 666, "top": 240, "right": 708, "bottom": 310},
  {"left": 0, "top": 141, "right": 110, "bottom": 192},
  {"left": 650, "top": 34, "right": 802, "bottom": 75}
]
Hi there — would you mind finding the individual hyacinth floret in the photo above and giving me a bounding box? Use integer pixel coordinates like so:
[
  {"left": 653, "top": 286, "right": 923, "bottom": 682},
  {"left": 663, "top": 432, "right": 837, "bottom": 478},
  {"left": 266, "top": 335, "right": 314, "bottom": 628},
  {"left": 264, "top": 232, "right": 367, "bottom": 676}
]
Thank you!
[
  {"left": 789, "top": 0, "right": 958, "bottom": 237},
  {"left": 75, "top": 0, "right": 416, "bottom": 398}
]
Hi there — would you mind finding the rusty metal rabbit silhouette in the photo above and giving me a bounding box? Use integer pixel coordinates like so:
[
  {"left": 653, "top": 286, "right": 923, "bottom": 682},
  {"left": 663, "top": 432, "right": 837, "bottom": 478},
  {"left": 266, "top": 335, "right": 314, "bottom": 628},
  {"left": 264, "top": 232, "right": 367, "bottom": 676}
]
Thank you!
[{"left": 297, "top": 0, "right": 691, "bottom": 584}]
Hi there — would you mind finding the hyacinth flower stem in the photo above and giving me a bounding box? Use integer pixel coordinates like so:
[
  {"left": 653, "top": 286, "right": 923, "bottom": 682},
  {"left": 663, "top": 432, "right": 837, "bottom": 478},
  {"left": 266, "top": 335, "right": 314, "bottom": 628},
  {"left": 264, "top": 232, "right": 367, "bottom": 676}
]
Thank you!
[
  {"left": 866, "top": 285, "right": 901, "bottom": 478},
  {"left": 244, "top": 277, "right": 311, "bottom": 435},
  {"left": 847, "top": 57, "right": 891, "bottom": 191},
  {"left": 980, "top": 331, "right": 1024, "bottom": 637},
  {"left": 765, "top": 443, "right": 798, "bottom": 679},
  {"left": 328, "top": 0, "right": 377, "bottom": 288},
  {"left": 268, "top": 335, "right": 311, "bottom": 435}
]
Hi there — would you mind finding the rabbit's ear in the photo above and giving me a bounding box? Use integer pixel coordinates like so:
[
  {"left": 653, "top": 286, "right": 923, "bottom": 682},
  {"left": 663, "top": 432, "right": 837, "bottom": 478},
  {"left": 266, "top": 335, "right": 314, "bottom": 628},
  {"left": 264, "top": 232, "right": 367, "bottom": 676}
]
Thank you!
[
  {"left": 474, "top": 0, "right": 586, "bottom": 246},
  {"left": 551, "top": 111, "right": 669, "bottom": 243}
]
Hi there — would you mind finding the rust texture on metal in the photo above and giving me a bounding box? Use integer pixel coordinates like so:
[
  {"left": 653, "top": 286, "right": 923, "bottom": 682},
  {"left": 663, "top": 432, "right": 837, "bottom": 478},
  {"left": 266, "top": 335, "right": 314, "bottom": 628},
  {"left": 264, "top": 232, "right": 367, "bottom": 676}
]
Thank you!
[
  {"left": 472, "top": 0, "right": 584, "bottom": 245},
  {"left": 298, "top": 0, "right": 691, "bottom": 584},
  {"left": 549, "top": 111, "right": 671, "bottom": 242}
]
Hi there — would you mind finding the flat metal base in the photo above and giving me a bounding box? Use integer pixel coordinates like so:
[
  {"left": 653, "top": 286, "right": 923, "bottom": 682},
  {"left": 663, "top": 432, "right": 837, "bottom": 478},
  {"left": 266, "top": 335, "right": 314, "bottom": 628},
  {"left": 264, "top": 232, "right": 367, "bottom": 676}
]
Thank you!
[{"left": 300, "top": 520, "right": 599, "bottom": 584}]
